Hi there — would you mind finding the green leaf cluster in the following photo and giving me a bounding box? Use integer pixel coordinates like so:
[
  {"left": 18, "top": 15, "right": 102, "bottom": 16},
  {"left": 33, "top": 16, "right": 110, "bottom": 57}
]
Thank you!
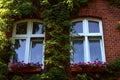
[
  {"left": 12, "top": 75, "right": 23, "bottom": 80},
  {"left": 0, "top": 62, "right": 8, "bottom": 80},
  {"left": 40, "top": 67, "right": 69, "bottom": 80},
  {"left": 109, "top": 0, "right": 120, "bottom": 8}
]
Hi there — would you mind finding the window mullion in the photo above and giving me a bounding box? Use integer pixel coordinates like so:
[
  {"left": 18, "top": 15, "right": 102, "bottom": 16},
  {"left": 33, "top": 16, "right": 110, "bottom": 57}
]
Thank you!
[
  {"left": 83, "top": 19, "right": 90, "bottom": 62},
  {"left": 24, "top": 22, "right": 32, "bottom": 63},
  {"left": 83, "top": 19, "right": 88, "bottom": 34},
  {"left": 24, "top": 38, "right": 30, "bottom": 63},
  {"left": 84, "top": 37, "right": 90, "bottom": 62},
  {"left": 27, "top": 21, "right": 32, "bottom": 36}
]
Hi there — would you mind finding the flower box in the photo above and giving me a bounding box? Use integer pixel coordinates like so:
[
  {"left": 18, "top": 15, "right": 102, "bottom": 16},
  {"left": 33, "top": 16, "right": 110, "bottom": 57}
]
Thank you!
[
  {"left": 71, "top": 66, "right": 82, "bottom": 72},
  {"left": 9, "top": 67, "right": 41, "bottom": 73},
  {"left": 71, "top": 65, "right": 103, "bottom": 73},
  {"left": 70, "top": 60, "right": 106, "bottom": 73},
  {"left": 8, "top": 61, "right": 42, "bottom": 73},
  {"left": 9, "top": 67, "right": 42, "bottom": 73}
]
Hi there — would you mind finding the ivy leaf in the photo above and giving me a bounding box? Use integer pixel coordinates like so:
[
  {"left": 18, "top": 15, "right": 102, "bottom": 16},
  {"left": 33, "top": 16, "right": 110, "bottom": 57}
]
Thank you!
[{"left": 79, "top": 0, "right": 88, "bottom": 3}]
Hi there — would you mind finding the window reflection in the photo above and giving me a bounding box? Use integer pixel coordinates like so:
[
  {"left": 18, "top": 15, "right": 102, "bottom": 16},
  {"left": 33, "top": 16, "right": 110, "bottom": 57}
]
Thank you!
[
  {"left": 89, "top": 40, "right": 102, "bottom": 62},
  {"left": 14, "top": 39, "right": 26, "bottom": 62},
  {"left": 30, "top": 38, "right": 43, "bottom": 63},
  {"left": 73, "top": 40, "right": 84, "bottom": 63},
  {"left": 72, "top": 21, "right": 83, "bottom": 33},
  {"left": 33, "top": 22, "right": 43, "bottom": 34},
  {"left": 88, "top": 21, "right": 99, "bottom": 33},
  {"left": 16, "top": 22, "right": 27, "bottom": 34}
]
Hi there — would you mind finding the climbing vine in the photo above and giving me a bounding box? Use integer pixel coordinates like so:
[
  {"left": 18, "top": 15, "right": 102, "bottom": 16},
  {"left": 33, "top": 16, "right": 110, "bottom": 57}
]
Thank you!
[
  {"left": 109, "top": 0, "right": 120, "bottom": 8},
  {"left": 40, "top": 0, "right": 88, "bottom": 79},
  {"left": 0, "top": 0, "right": 88, "bottom": 79},
  {"left": 0, "top": 0, "right": 120, "bottom": 80}
]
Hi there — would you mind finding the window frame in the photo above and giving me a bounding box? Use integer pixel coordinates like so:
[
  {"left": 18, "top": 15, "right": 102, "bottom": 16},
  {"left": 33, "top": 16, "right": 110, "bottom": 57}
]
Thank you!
[
  {"left": 12, "top": 19, "right": 45, "bottom": 65},
  {"left": 71, "top": 18, "right": 106, "bottom": 63}
]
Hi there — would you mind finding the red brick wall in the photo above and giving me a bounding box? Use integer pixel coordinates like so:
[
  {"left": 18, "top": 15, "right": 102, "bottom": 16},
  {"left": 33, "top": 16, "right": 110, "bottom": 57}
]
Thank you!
[{"left": 73, "top": 0, "right": 120, "bottom": 63}]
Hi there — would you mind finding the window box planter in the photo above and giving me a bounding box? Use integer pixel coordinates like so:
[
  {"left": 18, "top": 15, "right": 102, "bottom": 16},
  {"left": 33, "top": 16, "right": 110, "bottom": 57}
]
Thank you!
[
  {"left": 8, "top": 67, "right": 42, "bottom": 73},
  {"left": 8, "top": 61, "right": 42, "bottom": 73},
  {"left": 70, "top": 66, "right": 82, "bottom": 73},
  {"left": 71, "top": 66, "right": 103, "bottom": 73},
  {"left": 71, "top": 60, "right": 106, "bottom": 73},
  {"left": 82, "top": 67, "right": 101, "bottom": 73}
]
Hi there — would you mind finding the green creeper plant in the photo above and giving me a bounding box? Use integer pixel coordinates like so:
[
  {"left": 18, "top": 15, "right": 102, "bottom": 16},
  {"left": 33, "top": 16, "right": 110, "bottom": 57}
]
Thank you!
[
  {"left": 28, "top": 74, "right": 41, "bottom": 80},
  {"left": 0, "top": 0, "right": 88, "bottom": 79},
  {"left": 12, "top": 75, "right": 23, "bottom": 80},
  {"left": 109, "top": 0, "right": 120, "bottom": 8},
  {"left": 0, "top": 61, "right": 8, "bottom": 80},
  {"left": 39, "top": 0, "right": 88, "bottom": 79},
  {"left": 0, "top": 0, "right": 120, "bottom": 80}
]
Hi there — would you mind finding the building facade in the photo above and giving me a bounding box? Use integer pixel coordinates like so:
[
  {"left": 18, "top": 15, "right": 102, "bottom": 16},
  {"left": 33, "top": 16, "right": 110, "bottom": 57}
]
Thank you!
[{"left": 9, "top": 0, "right": 120, "bottom": 79}]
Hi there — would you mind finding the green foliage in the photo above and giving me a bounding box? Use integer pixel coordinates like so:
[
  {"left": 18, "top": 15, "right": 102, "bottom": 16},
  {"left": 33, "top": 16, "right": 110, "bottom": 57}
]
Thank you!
[
  {"left": 76, "top": 73, "right": 104, "bottom": 80},
  {"left": 40, "top": 67, "right": 69, "bottom": 80},
  {"left": 0, "top": 34, "right": 14, "bottom": 80},
  {"left": 12, "top": 75, "right": 23, "bottom": 80},
  {"left": 0, "top": 74, "right": 8, "bottom": 80},
  {"left": 16, "top": 2, "right": 35, "bottom": 15},
  {"left": 0, "top": 62, "right": 8, "bottom": 75},
  {"left": 0, "top": 19, "right": 8, "bottom": 32},
  {"left": 76, "top": 73, "right": 103, "bottom": 80},
  {"left": 0, "top": 38, "right": 14, "bottom": 63},
  {"left": 28, "top": 74, "right": 41, "bottom": 80},
  {"left": 0, "top": 62, "right": 8, "bottom": 80},
  {"left": 116, "top": 21, "right": 120, "bottom": 29},
  {"left": 76, "top": 74, "right": 88, "bottom": 80},
  {"left": 106, "top": 58, "right": 120, "bottom": 74},
  {"left": 0, "top": 32, "right": 8, "bottom": 48},
  {"left": 109, "top": 0, "right": 120, "bottom": 8},
  {"left": 40, "top": 1, "right": 74, "bottom": 79},
  {"left": 0, "top": 0, "right": 88, "bottom": 79},
  {"left": 74, "top": 58, "right": 120, "bottom": 80},
  {"left": 0, "top": 0, "right": 119, "bottom": 80},
  {"left": 0, "top": 24, "right": 14, "bottom": 79}
]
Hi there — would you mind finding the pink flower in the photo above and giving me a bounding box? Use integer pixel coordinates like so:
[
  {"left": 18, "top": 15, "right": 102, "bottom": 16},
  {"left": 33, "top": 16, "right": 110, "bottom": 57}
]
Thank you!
[
  {"left": 71, "top": 59, "right": 107, "bottom": 68},
  {"left": 10, "top": 61, "right": 42, "bottom": 70}
]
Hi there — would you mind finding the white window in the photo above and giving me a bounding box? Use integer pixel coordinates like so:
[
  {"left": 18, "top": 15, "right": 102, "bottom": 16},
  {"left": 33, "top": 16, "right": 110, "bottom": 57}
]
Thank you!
[
  {"left": 12, "top": 20, "right": 44, "bottom": 64},
  {"left": 71, "top": 18, "right": 106, "bottom": 63}
]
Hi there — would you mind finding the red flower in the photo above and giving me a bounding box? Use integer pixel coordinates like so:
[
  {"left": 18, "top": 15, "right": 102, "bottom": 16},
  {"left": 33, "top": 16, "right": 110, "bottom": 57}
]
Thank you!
[{"left": 9, "top": 61, "right": 42, "bottom": 70}]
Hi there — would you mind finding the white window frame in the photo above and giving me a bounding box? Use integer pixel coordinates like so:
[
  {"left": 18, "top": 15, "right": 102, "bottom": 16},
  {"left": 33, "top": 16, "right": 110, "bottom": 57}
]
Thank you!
[
  {"left": 71, "top": 18, "right": 106, "bottom": 63},
  {"left": 12, "top": 19, "right": 45, "bottom": 66}
]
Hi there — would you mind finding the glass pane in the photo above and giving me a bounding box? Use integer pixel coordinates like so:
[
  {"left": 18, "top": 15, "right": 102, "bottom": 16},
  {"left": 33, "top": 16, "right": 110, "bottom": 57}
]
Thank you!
[
  {"left": 89, "top": 40, "right": 102, "bottom": 62},
  {"left": 72, "top": 21, "right": 83, "bottom": 33},
  {"left": 73, "top": 40, "right": 84, "bottom": 63},
  {"left": 33, "top": 22, "right": 43, "bottom": 34},
  {"left": 14, "top": 39, "right": 26, "bottom": 62},
  {"left": 88, "top": 21, "right": 99, "bottom": 33},
  {"left": 30, "top": 38, "right": 43, "bottom": 63},
  {"left": 16, "top": 22, "right": 27, "bottom": 34}
]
